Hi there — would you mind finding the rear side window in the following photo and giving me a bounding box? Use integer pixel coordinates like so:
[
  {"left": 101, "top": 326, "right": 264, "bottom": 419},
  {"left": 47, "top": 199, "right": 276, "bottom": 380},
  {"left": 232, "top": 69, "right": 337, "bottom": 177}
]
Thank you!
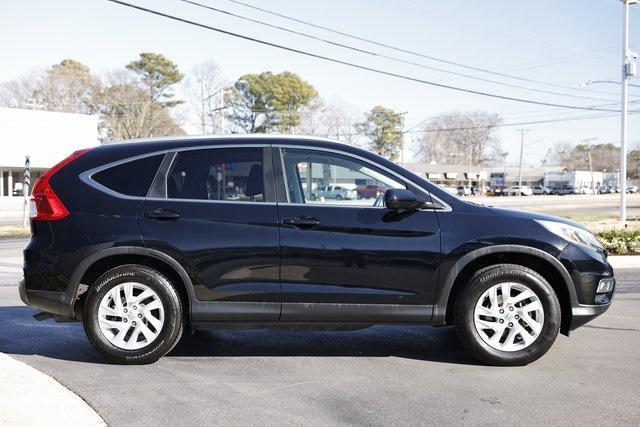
[
  {"left": 167, "top": 148, "right": 264, "bottom": 202},
  {"left": 93, "top": 154, "right": 164, "bottom": 197}
]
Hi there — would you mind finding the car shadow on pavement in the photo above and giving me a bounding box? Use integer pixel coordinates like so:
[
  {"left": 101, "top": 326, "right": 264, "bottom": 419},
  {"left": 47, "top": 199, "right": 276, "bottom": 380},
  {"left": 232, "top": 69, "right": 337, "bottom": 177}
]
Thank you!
[{"left": 0, "top": 305, "right": 480, "bottom": 365}]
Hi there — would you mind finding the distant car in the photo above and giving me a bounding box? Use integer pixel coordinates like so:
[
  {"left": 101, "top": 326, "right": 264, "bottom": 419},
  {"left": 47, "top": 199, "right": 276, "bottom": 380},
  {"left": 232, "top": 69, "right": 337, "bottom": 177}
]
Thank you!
[
  {"left": 581, "top": 187, "right": 595, "bottom": 195},
  {"left": 532, "top": 185, "right": 552, "bottom": 195},
  {"left": 311, "top": 185, "right": 357, "bottom": 201},
  {"left": 457, "top": 186, "right": 471, "bottom": 196},
  {"left": 357, "top": 184, "right": 387, "bottom": 199},
  {"left": 552, "top": 186, "right": 573, "bottom": 196},
  {"left": 599, "top": 185, "right": 614, "bottom": 194},
  {"left": 627, "top": 185, "right": 639, "bottom": 193},
  {"left": 505, "top": 185, "right": 533, "bottom": 196}
]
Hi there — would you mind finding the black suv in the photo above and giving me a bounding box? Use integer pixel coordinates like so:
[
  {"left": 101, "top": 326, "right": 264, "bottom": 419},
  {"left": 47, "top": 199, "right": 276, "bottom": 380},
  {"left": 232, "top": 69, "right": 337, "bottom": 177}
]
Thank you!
[{"left": 20, "top": 136, "right": 615, "bottom": 365}]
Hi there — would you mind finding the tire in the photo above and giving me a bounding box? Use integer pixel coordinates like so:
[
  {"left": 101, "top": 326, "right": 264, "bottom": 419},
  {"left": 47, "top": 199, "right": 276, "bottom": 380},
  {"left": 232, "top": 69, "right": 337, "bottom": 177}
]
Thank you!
[
  {"left": 83, "top": 264, "right": 184, "bottom": 364},
  {"left": 335, "top": 194, "right": 343, "bottom": 200},
  {"left": 454, "top": 264, "right": 560, "bottom": 366}
]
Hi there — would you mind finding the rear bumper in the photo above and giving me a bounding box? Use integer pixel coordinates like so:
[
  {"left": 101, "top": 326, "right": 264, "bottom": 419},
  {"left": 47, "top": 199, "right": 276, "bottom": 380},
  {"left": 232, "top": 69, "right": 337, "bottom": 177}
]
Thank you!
[{"left": 19, "top": 279, "right": 71, "bottom": 318}]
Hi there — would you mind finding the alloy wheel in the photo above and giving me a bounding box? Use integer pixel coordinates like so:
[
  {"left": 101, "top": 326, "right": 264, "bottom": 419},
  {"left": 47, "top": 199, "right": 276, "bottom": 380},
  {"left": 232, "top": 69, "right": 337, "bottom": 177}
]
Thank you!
[
  {"left": 97, "top": 282, "right": 165, "bottom": 350},
  {"left": 473, "top": 282, "right": 544, "bottom": 352}
]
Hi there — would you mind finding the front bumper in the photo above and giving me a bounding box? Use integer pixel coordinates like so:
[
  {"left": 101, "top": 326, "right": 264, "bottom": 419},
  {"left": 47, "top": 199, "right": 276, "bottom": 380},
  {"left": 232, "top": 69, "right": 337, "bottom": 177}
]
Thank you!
[{"left": 570, "top": 302, "right": 613, "bottom": 330}]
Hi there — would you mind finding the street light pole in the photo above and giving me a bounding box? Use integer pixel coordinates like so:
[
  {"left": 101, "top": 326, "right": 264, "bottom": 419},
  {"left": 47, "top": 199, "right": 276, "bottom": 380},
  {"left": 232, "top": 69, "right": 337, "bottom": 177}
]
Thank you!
[{"left": 620, "top": 0, "right": 638, "bottom": 224}]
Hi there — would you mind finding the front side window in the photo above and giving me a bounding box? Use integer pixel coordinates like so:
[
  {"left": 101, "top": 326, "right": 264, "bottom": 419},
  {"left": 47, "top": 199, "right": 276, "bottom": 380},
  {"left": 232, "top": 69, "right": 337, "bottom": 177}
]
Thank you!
[
  {"left": 281, "top": 148, "right": 406, "bottom": 206},
  {"left": 167, "top": 148, "right": 264, "bottom": 202}
]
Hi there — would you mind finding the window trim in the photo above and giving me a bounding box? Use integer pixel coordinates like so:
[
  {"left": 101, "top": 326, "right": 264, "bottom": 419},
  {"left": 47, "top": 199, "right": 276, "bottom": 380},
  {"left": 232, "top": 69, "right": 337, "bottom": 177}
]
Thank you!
[
  {"left": 160, "top": 145, "right": 275, "bottom": 204},
  {"left": 274, "top": 144, "right": 451, "bottom": 211},
  {"left": 81, "top": 150, "right": 171, "bottom": 200},
  {"left": 81, "top": 142, "right": 451, "bottom": 211}
]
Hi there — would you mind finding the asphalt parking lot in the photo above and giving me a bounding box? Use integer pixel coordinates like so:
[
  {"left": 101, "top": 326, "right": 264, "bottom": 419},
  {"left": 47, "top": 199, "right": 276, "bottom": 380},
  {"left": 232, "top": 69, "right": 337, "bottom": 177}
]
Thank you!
[{"left": 0, "top": 238, "right": 638, "bottom": 425}]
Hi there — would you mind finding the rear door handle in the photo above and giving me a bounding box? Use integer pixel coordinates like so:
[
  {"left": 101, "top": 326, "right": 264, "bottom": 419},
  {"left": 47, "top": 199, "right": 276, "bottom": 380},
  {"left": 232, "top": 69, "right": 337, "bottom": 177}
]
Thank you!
[
  {"left": 282, "top": 216, "right": 321, "bottom": 228},
  {"left": 144, "top": 208, "right": 180, "bottom": 220}
]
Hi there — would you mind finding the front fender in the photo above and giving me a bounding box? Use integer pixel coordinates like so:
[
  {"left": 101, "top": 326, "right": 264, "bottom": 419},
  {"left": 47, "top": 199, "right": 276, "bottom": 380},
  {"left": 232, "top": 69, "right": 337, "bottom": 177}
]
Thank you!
[{"left": 431, "top": 244, "right": 577, "bottom": 325}]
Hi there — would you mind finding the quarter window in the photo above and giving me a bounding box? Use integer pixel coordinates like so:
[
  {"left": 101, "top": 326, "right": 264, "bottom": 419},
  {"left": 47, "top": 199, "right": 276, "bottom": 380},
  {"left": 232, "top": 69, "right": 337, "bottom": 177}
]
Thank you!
[
  {"left": 93, "top": 154, "right": 164, "bottom": 197},
  {"left": 167, "top": 148, "right": 264, "bottom": 202},
  {"left": 281, "top": 148, "right": 406, "bottom": 206}
]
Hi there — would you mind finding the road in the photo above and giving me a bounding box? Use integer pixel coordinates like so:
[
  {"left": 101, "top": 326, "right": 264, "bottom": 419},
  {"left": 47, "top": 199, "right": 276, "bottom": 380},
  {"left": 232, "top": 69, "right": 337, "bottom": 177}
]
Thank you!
[
  {"left": 471, "top": 193, "right": 640, "bottom": 221},
  {"left": 0, "top": 238, "right": 638, "bottom": 425},
  {"left": 0, "top": 238, "right": 24, "bottom": 286}
]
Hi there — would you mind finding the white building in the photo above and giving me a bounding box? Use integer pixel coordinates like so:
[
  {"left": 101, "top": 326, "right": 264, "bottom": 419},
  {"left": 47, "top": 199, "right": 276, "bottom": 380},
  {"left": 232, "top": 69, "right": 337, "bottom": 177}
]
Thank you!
[
  {"left": 0, "top": 108, "right": 99, "bottom": 197},
  {"left": 543, "top": 171, "right": 604, "bottom": 189}
]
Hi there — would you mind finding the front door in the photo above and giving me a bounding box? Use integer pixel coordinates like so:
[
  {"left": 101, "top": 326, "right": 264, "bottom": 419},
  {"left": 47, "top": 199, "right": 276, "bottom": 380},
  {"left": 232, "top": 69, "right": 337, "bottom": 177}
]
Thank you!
[
  {"left": 275, "top": 147, "right": 440, "bottom": 323},
  {"left": 140, "top": 146, "right": 281, "bottom": 322}
]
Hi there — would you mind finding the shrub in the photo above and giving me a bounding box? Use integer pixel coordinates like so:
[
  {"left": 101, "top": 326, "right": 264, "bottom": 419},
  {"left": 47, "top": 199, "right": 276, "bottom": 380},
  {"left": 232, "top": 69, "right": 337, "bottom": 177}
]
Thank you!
[{"left": 597, "top": 229, "right": 640, "bottom": 255}]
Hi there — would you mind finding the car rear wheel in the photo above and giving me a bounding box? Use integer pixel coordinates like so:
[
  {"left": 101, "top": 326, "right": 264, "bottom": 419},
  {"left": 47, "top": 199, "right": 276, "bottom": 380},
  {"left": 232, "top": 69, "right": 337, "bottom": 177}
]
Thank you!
[
  {"left": 83, "top": 264, "right": 184, "bottom": 364},
  {"left": 455, "top": 264, "right": 561, "bottom": 366}
]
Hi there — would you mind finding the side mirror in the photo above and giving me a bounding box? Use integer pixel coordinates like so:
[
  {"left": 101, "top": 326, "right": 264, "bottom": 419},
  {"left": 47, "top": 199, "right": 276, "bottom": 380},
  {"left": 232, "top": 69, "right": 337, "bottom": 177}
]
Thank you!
[{"left": 384, "top": 189, "right": 423, "bottom": 211}]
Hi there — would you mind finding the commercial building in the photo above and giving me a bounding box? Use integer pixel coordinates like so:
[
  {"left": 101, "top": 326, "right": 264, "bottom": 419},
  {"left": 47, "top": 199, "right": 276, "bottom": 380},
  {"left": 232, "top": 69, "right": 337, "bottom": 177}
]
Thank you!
[
  {"left": 403, "top": 162, "right": 562, "bottom": 192},
  {"left": 0, "top": 108, "right": 99, "bottom": 197},
  {"left": 543, "top": 171, "right": 604, "bottom": 189}
]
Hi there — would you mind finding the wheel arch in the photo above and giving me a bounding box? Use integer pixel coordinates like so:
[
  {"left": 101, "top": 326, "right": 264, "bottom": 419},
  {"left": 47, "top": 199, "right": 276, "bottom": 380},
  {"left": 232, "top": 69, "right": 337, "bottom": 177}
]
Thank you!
[
  {"left": 66, "top": 246, "right": 195, "bottom": 321},
  {"left": 433, "top": 245, "right": 576, "bottom": 335}
]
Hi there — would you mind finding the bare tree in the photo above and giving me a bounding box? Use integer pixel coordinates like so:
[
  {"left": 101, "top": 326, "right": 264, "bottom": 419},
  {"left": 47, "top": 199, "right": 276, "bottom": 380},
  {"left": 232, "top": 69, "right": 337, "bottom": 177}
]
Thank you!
[
  {"left": 414, "top": 111, "right": 503, "bottom": 165},
  {"left": 543, "top": 141, "right": 574, "bottom": 166},
  {"left": 296, "top": 100, "right": 364, "bottom": 147},
  {"left": 181, "top": 60, "right": 227, "bottom": 134},
  {"left": 0, "top": 70, "right": 43, "bottom": 108}
]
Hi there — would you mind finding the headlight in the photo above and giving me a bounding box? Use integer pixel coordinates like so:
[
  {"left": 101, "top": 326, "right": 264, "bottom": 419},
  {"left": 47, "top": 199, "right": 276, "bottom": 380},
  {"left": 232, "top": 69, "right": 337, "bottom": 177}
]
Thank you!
[{"left": 536, "top": 220, "right": 603, "bottom": 251}]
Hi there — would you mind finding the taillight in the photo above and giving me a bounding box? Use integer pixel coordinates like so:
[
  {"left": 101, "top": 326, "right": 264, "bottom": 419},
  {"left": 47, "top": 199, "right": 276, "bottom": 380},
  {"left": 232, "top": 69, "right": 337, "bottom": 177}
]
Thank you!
[{"left": 30, "top": 148, "right": 91, "bottom": 221}]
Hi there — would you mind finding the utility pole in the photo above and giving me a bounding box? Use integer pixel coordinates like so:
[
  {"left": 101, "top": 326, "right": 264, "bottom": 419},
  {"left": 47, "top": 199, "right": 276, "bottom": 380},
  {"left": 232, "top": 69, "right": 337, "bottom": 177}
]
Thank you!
[
  {"left": 581, "top": 138, "right": 598, "bottom": 193},
  {"left": 620, "top": 0, "right": 639, "bottom": 224},
  {"left": 517, "top": 129, "right": 530, "bottom": 196},
  {"left": 397, "top": 111, "right": 408, "bottom": 167}
]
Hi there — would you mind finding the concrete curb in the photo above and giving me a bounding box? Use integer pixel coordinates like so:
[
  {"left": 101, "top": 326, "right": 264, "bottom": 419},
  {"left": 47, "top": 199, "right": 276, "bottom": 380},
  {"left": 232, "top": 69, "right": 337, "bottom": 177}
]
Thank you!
[
  {"left": 608, "top": 255, "right": 640, "bottom": 269},
  {"left": 0, "top": 353, "right": 105, "bottom": 426}
]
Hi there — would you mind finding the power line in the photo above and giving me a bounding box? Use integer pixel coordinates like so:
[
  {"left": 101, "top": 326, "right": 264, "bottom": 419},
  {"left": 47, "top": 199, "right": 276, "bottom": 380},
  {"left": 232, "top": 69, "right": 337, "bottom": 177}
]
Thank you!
[
  {"left": 106, "top": 0, "right": 622, "bottom": 112},
  {"left": 403, "top": 110, "right": 640, "bottom": 134},
  {"left": 222, "top": 0, "right": 624, "bottom": 97},
  {"left": 178, "top": 0, "right": 617, "bottom": 103}
]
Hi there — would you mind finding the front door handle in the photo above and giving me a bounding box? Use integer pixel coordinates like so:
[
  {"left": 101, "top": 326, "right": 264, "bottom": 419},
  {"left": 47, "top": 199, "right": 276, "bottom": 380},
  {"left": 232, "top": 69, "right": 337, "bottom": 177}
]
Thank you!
[
  {"left": 282, "top": 216, "right": 321, "bottom": 228},
  {"left": 144, "top": 208, "right": 180, "bottom": 220}
]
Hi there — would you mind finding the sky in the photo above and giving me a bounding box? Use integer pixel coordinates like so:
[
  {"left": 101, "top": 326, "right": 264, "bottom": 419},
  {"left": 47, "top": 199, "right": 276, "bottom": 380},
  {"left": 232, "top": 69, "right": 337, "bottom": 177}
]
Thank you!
[{"left": 2, "top": 0, "right": 640, "bottom": 166}]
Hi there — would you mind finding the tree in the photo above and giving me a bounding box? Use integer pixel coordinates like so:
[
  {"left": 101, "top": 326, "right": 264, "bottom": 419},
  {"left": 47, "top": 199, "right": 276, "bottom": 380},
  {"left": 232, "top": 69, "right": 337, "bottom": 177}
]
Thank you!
[
  {"left": 99, "top": 70, "right": 184, "bottom": 140},
  {"left": 628, "top": 149, "right": 640, "bottom": 179},
  {"left": 0, "top": 59, "right": 99, "bottom": 114},
  {"left": 227, "top": 71, "right": 317, "bottom": 133},
  {"left": 358, "top": 106, "right": 404, "bottom": 161},
  {"left": 414, "top": 111, "right": 502, "bottom": 165},
  {"left": 182, "top": 60, "right": 227, "bottom": 134},
  {"left": 296, "top": 100, "right": 364, "bottom": 146},
  {"left": 0, "top": 71, "right": 42, "bottom": 109},
  {"left": 35, "top": 59, "right": 99, "bottom": 114},
  {"left": 543, "top": 141, "right": 574, "bottom": 166},
  {"left": 126, "top": 52, "right": 183, "bottom": 104}
]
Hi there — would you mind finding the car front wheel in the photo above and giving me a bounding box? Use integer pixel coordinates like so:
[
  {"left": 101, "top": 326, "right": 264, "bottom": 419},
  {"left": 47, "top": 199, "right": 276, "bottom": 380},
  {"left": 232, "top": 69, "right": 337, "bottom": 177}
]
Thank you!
[
  {"left": 83, "top": 264, "right": 184, "bottom": 364},
  {"left": 455, "top": 264, "right": 561, "bottom": 366}
]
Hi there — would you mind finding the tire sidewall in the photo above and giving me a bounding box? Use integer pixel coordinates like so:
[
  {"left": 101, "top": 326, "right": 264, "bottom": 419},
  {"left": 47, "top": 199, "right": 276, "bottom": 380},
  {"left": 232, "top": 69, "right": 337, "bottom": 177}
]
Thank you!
[
  {"left": 457, "top": 265, "right": 561, "bottom": 366},
  {"left": 83, "top": 265, "right": 183, "bottom": 364}
]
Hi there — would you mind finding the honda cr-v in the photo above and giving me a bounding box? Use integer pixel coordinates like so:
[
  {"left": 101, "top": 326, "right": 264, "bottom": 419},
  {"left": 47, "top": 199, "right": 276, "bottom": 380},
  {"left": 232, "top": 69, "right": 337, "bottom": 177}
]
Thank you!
[{"left": 20, "top": 135, "right": 615, "bottom": 365}]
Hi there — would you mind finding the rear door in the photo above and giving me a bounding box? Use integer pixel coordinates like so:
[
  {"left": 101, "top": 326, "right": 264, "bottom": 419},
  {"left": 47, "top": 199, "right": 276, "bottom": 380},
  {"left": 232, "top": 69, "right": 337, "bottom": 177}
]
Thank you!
[{"left": 139, "top": 145, "right": 281, "bottom": 322}]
